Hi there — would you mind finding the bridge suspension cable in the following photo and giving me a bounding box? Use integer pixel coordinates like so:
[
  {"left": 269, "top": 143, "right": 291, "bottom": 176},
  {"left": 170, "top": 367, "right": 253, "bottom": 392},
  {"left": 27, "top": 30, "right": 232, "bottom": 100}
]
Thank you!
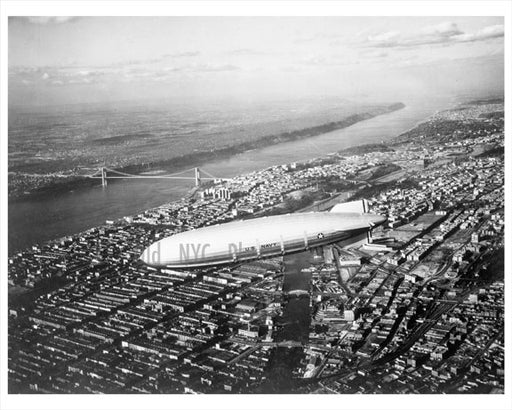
[
  {"left": 103, "top": 166, "right": 200, "bottom": 178},
  {"left": 86, "top": 166, "right": 227, "bottom": 188}
]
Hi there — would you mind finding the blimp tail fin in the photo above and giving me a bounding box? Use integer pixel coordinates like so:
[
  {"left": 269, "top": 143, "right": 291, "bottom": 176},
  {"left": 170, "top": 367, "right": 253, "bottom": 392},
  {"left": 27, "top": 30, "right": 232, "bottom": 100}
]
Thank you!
[{"left": 330, "top": 199, "right": 369, "bottom": 214}]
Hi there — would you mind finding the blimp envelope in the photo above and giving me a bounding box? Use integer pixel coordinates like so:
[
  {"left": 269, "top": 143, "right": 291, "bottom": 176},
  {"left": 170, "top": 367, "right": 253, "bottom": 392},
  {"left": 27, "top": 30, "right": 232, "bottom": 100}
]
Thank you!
[{"left": 140, "top": 199, "right": 386, "bottom": 268}]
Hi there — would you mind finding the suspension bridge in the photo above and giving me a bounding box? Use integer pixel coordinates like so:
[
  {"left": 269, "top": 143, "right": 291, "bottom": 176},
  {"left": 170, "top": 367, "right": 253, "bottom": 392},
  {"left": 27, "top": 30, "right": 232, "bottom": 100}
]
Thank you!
[{"left": 86, "top": 166, "right": 222, "bottom": 187}]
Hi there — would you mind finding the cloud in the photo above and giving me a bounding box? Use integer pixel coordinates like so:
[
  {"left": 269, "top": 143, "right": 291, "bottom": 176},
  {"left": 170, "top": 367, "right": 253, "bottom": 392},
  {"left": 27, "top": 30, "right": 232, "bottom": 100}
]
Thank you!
[
  {"left": 281, "top": 65, "right": 302, "bottom": 72},
  {"left": 367, "top": 22, "right": 503, "bottom": 48},
  {"left": 10, "top": 65, "right": 109, "bottom": 86},
  {"left": 10, "top": 60, "right": 241, "bottom": 87},
  {"left": 226, "top": 48, "right": 266, "bottom": 56},
  {"left": 368, "top": 31, "right": 400, "bottom": 43},
  {"left": 295, "top": 33, "right": 346, "bottom": 45},
  {"left": 422, "top": 21, "right": 463, "bottom": 37},
  {"left": 110, "top": 51, "right": 200, "bottom": 67},
  {"left": 300, "top": 55, "right": 329, "bottom": 66},
  {"left": 299, "top": 54, "right": 359, "bottom": 67},
  {"left": 452, "top": 25, "right": 505, "bottom": 43},
  {"left": 9, "top": 66, "right": 42, "bottom": 75},
  {"left": 25, "top": 16, "right": 78, "bottom": 25},
  {"left": 192, "top": 63, "right": 240, "bottom": 72},
  {"left": 163, "top": 66, "right": 183, "bottom": 73},
  {"left": 363, "top": 50, "right": 389, "bottom": 59},
  {"left": 161, "top": 51, "right": 201, "bottom": 58},
  {"left": 293, "top": 36, "right": 318, "bottom": 44}
]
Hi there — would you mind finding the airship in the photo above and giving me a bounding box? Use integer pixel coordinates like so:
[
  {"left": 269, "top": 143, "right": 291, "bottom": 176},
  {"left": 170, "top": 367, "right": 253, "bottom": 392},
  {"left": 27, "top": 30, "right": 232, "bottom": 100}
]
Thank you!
[{"left": 140, "top": 199, "right": 386, "bottom": 268}]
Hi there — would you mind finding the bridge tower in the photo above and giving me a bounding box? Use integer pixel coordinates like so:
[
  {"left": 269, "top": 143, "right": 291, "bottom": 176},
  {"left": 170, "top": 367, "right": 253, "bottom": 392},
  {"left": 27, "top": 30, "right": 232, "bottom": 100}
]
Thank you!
[
  {"left": 101, "top": 167, "right": 107, "bottom": 187},
  {"left": 194, "top": 167, "right": 201, "bottom": 187}
]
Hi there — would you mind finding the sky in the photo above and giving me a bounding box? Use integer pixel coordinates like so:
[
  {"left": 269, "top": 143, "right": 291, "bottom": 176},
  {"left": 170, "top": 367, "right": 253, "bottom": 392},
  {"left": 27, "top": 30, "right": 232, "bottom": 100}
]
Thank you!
[{"left": 8, "top": 16, "right": 505, "bottom": 108}]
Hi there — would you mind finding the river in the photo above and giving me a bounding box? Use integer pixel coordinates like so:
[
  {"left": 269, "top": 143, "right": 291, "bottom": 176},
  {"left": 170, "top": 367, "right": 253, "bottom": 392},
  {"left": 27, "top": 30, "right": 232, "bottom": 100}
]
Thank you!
[
  {"left": 257, "top": 250, "right": 314, "bottom": 393},
  {"left": 8, "top": 96, "right": 453, "bottom": 254},
  {"left": 278, "top": 251, "right": 315, "bottom": 343}
]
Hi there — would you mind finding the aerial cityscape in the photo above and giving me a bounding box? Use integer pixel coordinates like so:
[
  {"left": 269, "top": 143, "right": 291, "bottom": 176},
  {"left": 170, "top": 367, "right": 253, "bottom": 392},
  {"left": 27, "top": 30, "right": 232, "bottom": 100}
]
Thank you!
[
  {"left": 7, "top": 98, "right": 505, "bottom": 394},
  {"left": 2, "top": 10, "right": 508, "bottom": 408}
]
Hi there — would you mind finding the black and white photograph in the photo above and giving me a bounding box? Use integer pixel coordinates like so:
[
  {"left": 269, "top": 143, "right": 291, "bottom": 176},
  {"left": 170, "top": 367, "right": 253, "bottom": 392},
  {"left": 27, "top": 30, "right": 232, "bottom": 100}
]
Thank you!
[{"left": 1, "top": 1, "right": 510, "bottom": 410}]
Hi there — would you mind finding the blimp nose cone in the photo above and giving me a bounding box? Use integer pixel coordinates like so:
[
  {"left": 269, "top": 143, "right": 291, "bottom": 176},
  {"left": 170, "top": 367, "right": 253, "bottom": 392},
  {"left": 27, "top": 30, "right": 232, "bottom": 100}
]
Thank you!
[
  {"left": 139, "top": 245, "right": 151, "bottom": 265},
  {"left": 140, "top": 242, "right": 162, "bottom": 265}
]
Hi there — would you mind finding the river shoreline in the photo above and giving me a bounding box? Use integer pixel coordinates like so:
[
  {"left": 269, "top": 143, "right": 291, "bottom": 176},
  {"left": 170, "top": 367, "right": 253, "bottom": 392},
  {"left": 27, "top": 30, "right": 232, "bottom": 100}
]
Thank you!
[
  {"left": 9, "top": 97, "right": 451, "bottom": 254},
  {"left": 8, "top": 103, "right": 404, "bottom": 202}
]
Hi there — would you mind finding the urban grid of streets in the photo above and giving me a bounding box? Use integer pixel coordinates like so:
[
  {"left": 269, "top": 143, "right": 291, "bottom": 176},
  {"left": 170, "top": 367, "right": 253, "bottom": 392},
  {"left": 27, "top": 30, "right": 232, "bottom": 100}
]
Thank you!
[{"left": 8, "top": 100, "right": 504, "bottom": 394}]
